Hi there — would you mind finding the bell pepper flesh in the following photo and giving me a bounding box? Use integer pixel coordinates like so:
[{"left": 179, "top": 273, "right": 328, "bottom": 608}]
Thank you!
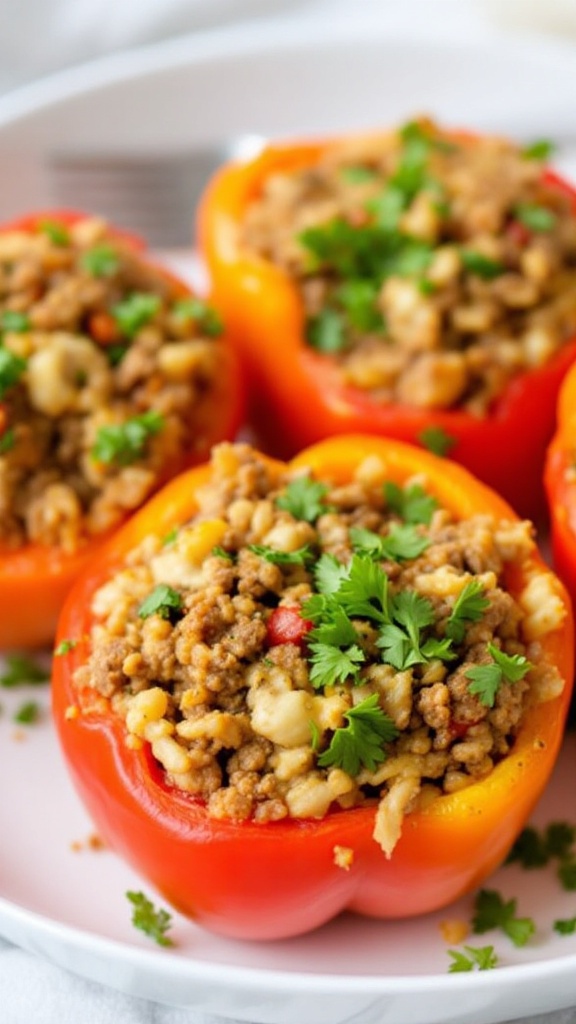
[
  {"left": 52, "top": 435, "right": 574, "bottom": 941},
  {"left": 0, "top": 210, "right": 244, "bottom": 650},
  {"left": 197, "top": 140, "right": 576, "bottom": 524}
]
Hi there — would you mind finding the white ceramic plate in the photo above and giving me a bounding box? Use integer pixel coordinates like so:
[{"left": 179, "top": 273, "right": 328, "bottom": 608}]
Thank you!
[
  {"left": 1, "top": 16, "right": 576, "bottom": 1024},
  {"left": 0, "top": 671, "right": 575, "bottom": 1024}
]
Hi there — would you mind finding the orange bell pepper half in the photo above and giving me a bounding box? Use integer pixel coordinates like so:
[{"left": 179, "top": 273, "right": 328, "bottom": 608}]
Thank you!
[
  {"left": 52, "top": 435, "right": 574, "bottom": 941},
  {"left": 545, "top": 361, "right": 576, "bottom": 604},
  {"left": 0, "top": 210, "right": 244, "bottom": 650},
  {"left": 197, "top": 138, "right": 576, "bottom": 524}
]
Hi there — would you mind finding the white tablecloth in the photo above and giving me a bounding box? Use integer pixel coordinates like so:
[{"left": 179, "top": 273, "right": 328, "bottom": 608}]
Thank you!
[{"left": 1, "top": 2, "right": 576, "bottom": 1022}]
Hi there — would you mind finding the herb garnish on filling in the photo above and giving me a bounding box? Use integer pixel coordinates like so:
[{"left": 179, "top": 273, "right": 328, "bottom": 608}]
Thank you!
[{"left": 78, "top": 446, "right": 552, "bottom": 855}]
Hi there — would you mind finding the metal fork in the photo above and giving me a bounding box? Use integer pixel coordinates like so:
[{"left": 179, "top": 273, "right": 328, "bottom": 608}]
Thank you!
[{"left": 45, "top": 135, "right": 265, "bottom": 249}]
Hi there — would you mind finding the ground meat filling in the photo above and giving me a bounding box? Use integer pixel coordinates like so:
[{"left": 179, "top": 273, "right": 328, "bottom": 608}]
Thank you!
[
  {"left": 0, "top": 216, "right": 226, "bottom": 551},
  {"left": 242, "top": 118, "right": 576, "bottom": 414},
  {"left": 75, "top": 443, "right": 566, "bottom": 855}
]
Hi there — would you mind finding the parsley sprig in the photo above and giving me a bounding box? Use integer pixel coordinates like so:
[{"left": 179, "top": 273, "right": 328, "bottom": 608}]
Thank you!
[
  {"left": 138, "top": 584, "right": 183, "bottom": 621},
  {"left": 0, "top": 346, "right": 27, "bottom": 399},
  {"left": 445, "top": 580, "right": 490, "bottom": 644},
  {"left": 91, "top": 410, "right": 164, "bottom": 466},
  {"left": 384, "top": 481, "right": 439, "bottom": 526},
  {"left": 126, "top": 891, "right": 173, "bottom": 946},
  {"left": 447, "top": 944, "right": 498, "bottom": 973},
  {"left": 472, "top": 888, "right": 535, "bottom": 948},
  {"left": 317, "top": 692, "right": 398, "bottom": 775},
  {"left": 276, "top": 476, "right": 331, "bottom": 523},
  {"left": 466, "top": 643, "right": 532, "bottom": 708}
]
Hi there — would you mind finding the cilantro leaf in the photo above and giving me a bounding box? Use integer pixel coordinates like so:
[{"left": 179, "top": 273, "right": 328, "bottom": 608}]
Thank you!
[
  {"left": 14, "top": 700, "right": 41, "bottom": 725},
  {"left": 472, "top": 888, "right": 535, "bottom": 948},
  {"left": 80, "top": 244, "right": 120, "bottom": 278},
  {"left": 1, "top": 311, "right": 30, "bottom": 333},
  {"left": 308, "top": 642, "right": 365, "bottom": 690},
  {"left": 39, "top": 219, "right": 70, "bottom": 245},
  {"left": 336, "top": 279, "right": 385, "bottom": 333},
  {"left": 172, "top": 297, "right": 223, "bottom": 337},
  {"left": 466, "top": 662, "right": 503, "bottom": 708},
  {"left": 446, "top": 580, "right": 490, "bottom": 643},
  {"left": 0, "top": 655, "right": 49, "bottom": 687},
  {"left": 276, "top": 476, "right": 330, "bottom": 523},
  {"left": 126, "top": 890, "right": 173, "bottom": 946},
  {"left": 306, "top": 308, "right": 346, "bottom": 353},
  {"left": 91, "top": 410, "right": 164, "bottom": 466},
  {"left": 0, "top": 346, "right": 27, "bottom": 399},
  {"left": 54, "top": 638, "right": 79, "bottom": 656},
  {"left": 377, "top": 590, "right": 453, "bottom": 670},
  {"left": 466, "top": 642, "right": 532, "bottom": 707},
  {"left": 138, "top": 584, "right": 183, "bottom": 621},
  {"left": 514, "top": 203, "right": 556, "bottom": 232},
  {"left": 418, "top": 426, "right": 456, "bottom": 457},
  {"left": 248, "top": 544, "right": 315, "bottom": 566},
  {"left": 0, "top": 428, "right": 15, "bottom": 455},
  {"left": 313, "top": 553, "right": 349, "bottom": 597},
  {"left": 317, "top": 692, "right": 398, "bottom": 775},
  {"left": 308, "top": 604, "right": 359, "bottom": 648},
  {"left": 384, "top": 480, "right": 438, "bottom": 526},
  {"left": 554, "top": 917, "right": 576, "bottom": 935},
  {"left": 558, "top": 859, "right": 576, "bottom": 891},
  {"left": 461, "top": 250, "right": 505, "bottom": 280},
  {"left": 350, "top": 523, "right": 430, "bottom": 562},
  {"left": 522, "top": 139, "right": 554, "bottom": 160},
  {"left": 112, "top": 292, "right": 161, "bottom": 338},
  {"left": 334, "top": 555, "right": 390, "bottom": 623},
  {"left": 447, "top": 945, "right": 498, "bottom": 973}
]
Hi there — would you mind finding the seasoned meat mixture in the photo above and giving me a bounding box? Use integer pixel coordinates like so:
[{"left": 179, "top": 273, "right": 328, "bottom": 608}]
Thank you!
[
  {"left": 242, "top": 118, "right": 576, "bottom": 413},
  {"left": 0, "top": 215, "right": 227, "bottom": 551},
  {"left": 75, "top": 443, "right": 566, "bottom": 855}
]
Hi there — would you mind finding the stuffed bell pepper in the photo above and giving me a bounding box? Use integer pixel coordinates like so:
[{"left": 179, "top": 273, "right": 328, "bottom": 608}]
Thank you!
[
  {"left": 52, "top": 434, "right": 573, "bottom": 940},
  {"left": 199, "top": 117, "right": 576, "bottom": 522},
  {"left": 0, "top": 211, "right": 243, "bottom": 649}
]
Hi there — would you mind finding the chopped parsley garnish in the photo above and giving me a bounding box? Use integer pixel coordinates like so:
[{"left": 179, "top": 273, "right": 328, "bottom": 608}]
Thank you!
[
  {"left": 1, "top": 310, "right": 30, "bottom": 333},
  {"left": 0, "top": 346, "right": 27, "bottom": 399},
  {"left": 418, "top": 426, "right": 456, "bottom": 457},
  {"left": 383, "top": 481, "right": 439, "bottom": 526},
  {"left": 339, "top": 165, "right": 378, "bottom": 185},
  {"left": 306, "top": 308, "right": 346, "bottom": 353},
  {"left": 514, "top": 203, "right": 556, "bottom": 233},
  {"left": 0, "top": 428, "right": 15, "bottom": 455},
  {"left": 554, "top": 917, "right": 576, "bottom": 935},
  {"left": 506, "top": 821, "right": 576, "bottom": 869},
  {"left": 211, "top": 545, "right": 234, "bottom": 561},
  {"left": 91, "top": 410, "right": 164, "bottom": 466},
  {"left": 522, "top": 139, "right": 555, "bottom": 160},
  {"left": 112, "top": 292, "right": 161, "bottom": 338},
  {"left": 0, "top": 654, "right": 49, "bottom": 687},
  {"left": 138, "top": 584, "right": 183, "bottom": 621},
  {"left": 558, "top": 859, "right": 576, "bottom": 891},
  {"left": 54, "top": 638, "right": 79, "bottom": 656},
  {"left": 376, "top": 589, "right": 455, "bottom": 671},
  {"left": 472, "top": 888, "right": 535, "bottom": 947},
  {"left": 466, "top": 643, "right": 532, "bottom": 708},
  {"left": 14, "top": 700, "right": 40, "bottom": 725},
  {"left": 172, "top": 297, "right": 224, "bottom": 337},
  {"left": 276, "top": 476, "right": 331, "bottom": 523},
  {"left": 38, "top": 220, "right": 70, "bottom": 245},
  {"left": 447, "top": 945, "right": 498, "bottom": 973},
  {"left": 248, "top": 544, "right": 315, "bottom": 566},
  {"left": 317, "top": 692, "right": 398, "bottom": 775},
  {"left": 336, "top": 279, "right": 385, "bottom": 333},
  {"left": 106, "top": 343, "right": 129, "bottom": 366},
  {"left": 445, "top": 580, "right": 490, "bottom": 644},
  {"left": 308, "top": 641, "right": 365, "bottom": 690},
  {"left": 126, "top": 891, "right": 173, "bottom": 947},
  {"left": 350, "top": 523, "right": 430, "bottom": 562},
  {"left": 460, "top": 250, "right": 505, "bottom": 280},
  {"left": 80, "top": 244, "right": 120, "bottom": 278}
]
